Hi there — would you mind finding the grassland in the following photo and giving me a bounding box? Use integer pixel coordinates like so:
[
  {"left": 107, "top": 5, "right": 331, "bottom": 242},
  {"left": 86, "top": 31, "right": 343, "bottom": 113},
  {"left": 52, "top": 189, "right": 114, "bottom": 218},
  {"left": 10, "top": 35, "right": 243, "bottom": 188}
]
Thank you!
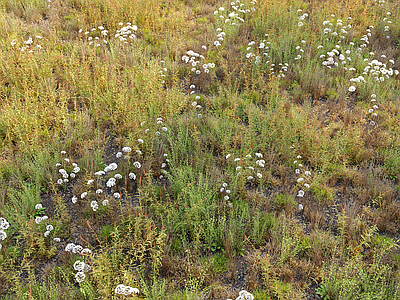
[{"left": 0, "top": 0, "right": 400, "bottom": 299}]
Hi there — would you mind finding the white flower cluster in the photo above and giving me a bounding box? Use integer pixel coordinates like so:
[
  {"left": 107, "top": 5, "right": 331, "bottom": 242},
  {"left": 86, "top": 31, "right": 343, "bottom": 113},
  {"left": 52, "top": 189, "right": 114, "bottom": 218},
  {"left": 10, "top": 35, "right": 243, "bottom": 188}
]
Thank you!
[
  {"left": 220, "top": 182, "right": 233, "bottom": 208},
  {"left": 227, "top": 290, "right": 254, "bottom": 300},
  {"left": 65, "top": 242, "right": 91, "bottom": 255},
  {"left": 191, "top": 94, "right": 203, "bottom": 112},
  {"left": 115, "top": 22, "right": 138, "bottom": 44},
  {"left": 245, "top": 35, "right": 290, "bottom": 78},
  {"left": 11, "top": 36, "right": 42, "bottom": 53},
  {"left": 90, "top": 200, "right": 99, "bottom": 211},
  {"left": 297, "top": 9, "right": 309, "bottom": 27},
  {"left": 44, "top": 224, "right": 54, "bottom": 237},
  {"left": 0, "top": 217, "right": 10, "bottom": 250},
  {"left": 245, "top": 39, "right": 270, "bottom": 62},
  {"left": 322, "top": 17, "right": 351, "bottom": 42},
  {"left": 321, "top": 46, "right": 352, "bottom": 69},
  {"left": 142, "top": 117, "right": 168, "bottom": 137},
  {"left": 181, "top": 50, "right": 215, "bottom": 75},
  {"left": 363, "top": 58, "right": 398, "bottom": 82},
  {"left": 159, "top": 153, "right": 169, "bottom": 179},
  {"left": 213, "top": 0, "right": 256, "bottom": 47},
  {"left": 79, "top": 25, "right": 108, "bottom": 47},
  {"left": 227, "top": 152, "right": 264, "bottom": 182},
  {"left": 104, "top": 162, "right": 118, "bottom": 173},
  {"left": 73, "top": 260, "right": 91, "bottom": 283},
  {"left": 56, "top": 151, "right": 80, "bottom": 185},
  {"left": 35, "top": 215, "right": 48, "bottom": 224},
  {"left": 373, "top": 0, "right": 385, "bottom": 6},
  {"left": 368, "top": 94, "right": 379, "bottom": 125},
  {"left": 115, "top": 284, "right": 140, "bottom": 296},
  {"left": 382, "top": 11, "right": 392, "bottom": 39},
  {"left": 293, "top": 155, "right": 311, "bottom": 198}
]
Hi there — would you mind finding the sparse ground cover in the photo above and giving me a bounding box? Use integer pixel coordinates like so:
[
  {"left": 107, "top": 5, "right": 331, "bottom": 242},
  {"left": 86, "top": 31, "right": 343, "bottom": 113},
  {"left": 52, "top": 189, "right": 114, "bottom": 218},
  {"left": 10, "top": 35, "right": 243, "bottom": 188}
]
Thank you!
[{"left": 0, "top": 0, "right": 400, "bottom": 299}]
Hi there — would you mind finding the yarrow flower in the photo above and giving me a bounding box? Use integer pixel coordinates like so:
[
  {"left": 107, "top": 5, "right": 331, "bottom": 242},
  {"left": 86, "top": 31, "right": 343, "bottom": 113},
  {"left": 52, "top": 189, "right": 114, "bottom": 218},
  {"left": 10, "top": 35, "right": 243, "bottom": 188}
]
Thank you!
[
  {"left": 0, "top": 230, "right": 7, "bottom": 241},
  {"left": 115, "top": 284, "right": 140, "bottom": 296},
  {"left": 348, "top": 86, "right": 356, "bottom": 92},
  {"left": 75, "top": 272, "right": 86, "bottom": 283},
  {"left": 106, "top": 178, "right": 116, "bottom": 187},
  {"left": 91, "top": 201, "right": 99, "bottom": 211},
  {"left": 0, "top": 218, "right": 10, "bottom": 230},
  {"left": 234, "top": 290, "right": 254, "bottom": 300},
  {"left": 74, "top": 260, "right": 86, "bottom": 272}
]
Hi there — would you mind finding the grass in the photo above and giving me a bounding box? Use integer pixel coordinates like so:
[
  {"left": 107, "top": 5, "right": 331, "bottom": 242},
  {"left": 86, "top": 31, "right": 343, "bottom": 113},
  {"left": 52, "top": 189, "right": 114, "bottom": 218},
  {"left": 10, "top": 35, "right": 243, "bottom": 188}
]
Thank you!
[{"left": 1, "top": 0, "right": 400, "bottom": 299}]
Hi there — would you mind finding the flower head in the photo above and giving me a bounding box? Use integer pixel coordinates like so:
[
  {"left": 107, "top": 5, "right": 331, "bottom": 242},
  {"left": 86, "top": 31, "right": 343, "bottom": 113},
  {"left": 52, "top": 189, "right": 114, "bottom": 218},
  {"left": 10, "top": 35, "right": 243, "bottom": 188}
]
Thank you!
[
  {"left": 348, "top": 86, "right": 356, "bottom": 92},
  {"left": 0, "top": 230, "right": 7, "bottom": 241},
  {"left": 75, "top": 272, "right": 86, "bottom": 283},
  {"left": 74, "top": 260, "right": 85, "bottom": 271},
  {"left": 0, "top": 218, "right": 10, "bottom": 230}
]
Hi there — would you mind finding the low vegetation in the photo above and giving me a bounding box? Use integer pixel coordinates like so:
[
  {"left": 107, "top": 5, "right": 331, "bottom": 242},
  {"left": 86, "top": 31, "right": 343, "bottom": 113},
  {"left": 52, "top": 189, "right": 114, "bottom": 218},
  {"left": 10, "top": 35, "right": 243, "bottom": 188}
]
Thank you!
[{"left": 0, "top": 0, "right": 400, "bottom": 299}]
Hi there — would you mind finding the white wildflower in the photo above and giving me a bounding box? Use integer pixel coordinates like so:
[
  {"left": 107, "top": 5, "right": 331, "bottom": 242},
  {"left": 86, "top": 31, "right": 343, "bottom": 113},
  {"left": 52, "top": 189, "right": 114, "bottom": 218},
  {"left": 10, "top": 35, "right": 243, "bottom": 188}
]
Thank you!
[
  {"left": 65, "top": 243, "right": 75, "bottom": 252},
  {"left": 348, "top": 86, "right": 356, "bottom": 92},
  {"left": 75, "top": 272, "right": 86, "bottom": 283},
  {"left": 74, "top": 260, "right": 85, "bottom": 271},
  {"left": 0, "top": 230, "right": 7, "bottom": 241},
  {"left": 72, "top": 245, "right": 83, "bottom": 254}
]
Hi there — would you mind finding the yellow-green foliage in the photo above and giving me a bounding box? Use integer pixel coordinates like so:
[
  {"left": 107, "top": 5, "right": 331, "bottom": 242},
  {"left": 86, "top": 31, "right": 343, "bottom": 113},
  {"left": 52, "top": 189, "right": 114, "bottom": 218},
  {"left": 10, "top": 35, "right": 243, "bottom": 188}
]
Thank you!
[{"left": 1, "top": 0, "right": 400, "bottom": 299}]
